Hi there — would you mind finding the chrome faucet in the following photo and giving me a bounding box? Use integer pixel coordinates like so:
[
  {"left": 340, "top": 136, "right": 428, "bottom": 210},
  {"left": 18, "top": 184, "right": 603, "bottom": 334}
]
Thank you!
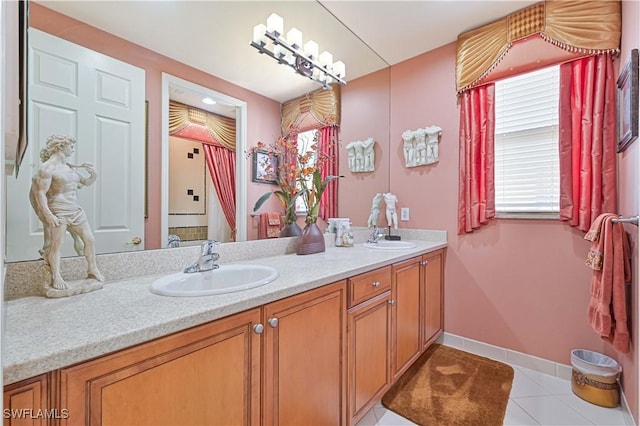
[
  {"left": 184, "top": 240, "right": 220, "bottom": 273},
  {"left": 366, "top": 227, "right": 384, "bottom": 244}
]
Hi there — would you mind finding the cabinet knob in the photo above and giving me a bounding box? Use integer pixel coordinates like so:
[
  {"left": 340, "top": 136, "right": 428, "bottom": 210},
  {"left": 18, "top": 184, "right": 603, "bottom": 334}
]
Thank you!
[
  {"left": 268, "top": 317, "right": 279, "bottom": 328},
  {"left": 253, "top": 324, "right": 264, "bottom": 334},
  {"left": 388, "top": 300, "right": 396, "bottom": 306},
  {"left": 372, "top": 281, "right": 380, "bottom": 288},
  {"left": 421, "top": 260, "right": 429, "bottom": 266}
]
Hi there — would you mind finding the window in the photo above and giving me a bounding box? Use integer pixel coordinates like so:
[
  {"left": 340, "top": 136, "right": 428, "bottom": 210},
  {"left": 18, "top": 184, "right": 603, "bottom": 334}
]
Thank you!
[
  {"left": 295, "top": 129, "right": 318, "bottom": 214},
  {"left": 494, "top": 65, "right": 560, "bottom": 215}
]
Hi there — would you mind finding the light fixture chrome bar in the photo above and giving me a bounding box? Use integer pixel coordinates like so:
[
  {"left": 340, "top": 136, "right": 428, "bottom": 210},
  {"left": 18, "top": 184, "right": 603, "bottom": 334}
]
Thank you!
[{"left": 250, "top": 29, "right": 346, "bottom": 89}]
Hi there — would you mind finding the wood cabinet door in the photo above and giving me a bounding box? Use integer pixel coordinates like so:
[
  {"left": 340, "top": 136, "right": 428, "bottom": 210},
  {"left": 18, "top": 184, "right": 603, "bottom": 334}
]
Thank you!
[
  {"left": 422, "top": 250, "right": 444, "bottom": 349},
  {"left": 59, "top": 308, "right": 262, "bottom": 426},
  {"left": 263, "top": 281, "right": 347, "bottom": 426},
  {"left": 347, "top": 291, "right": 392, "bottom": 425},
  {"left": 3, "top": 374, "right": 50, "bottom": 426},
  {"left": 391, "top": 257, "right": 422, "bottom": 381}
]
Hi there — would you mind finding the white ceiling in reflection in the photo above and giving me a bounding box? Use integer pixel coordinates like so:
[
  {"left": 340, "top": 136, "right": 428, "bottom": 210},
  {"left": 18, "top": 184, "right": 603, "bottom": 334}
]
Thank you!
[{"left": 38, "top": 1, "right": 538, "bottom": 103}]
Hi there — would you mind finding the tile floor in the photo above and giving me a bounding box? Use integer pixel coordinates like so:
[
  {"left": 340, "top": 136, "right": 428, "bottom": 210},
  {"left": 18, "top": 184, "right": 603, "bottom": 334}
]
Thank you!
[{"left": 356, "top": 359, "right": 632, "bottom": 426}]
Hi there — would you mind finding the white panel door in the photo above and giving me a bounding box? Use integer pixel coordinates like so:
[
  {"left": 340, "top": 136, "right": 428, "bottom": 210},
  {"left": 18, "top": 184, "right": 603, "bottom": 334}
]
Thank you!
[{"left": 6, "top": 29, "right": 145, "bottom": 261}]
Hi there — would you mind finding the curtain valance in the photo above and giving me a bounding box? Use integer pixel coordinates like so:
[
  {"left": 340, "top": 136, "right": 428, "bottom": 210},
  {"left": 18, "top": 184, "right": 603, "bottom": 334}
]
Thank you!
[
  {"left": 169, "top": 100, "right": 236, "bottom": 151},
  {"left": 456, "top": 0, "right": 621, "bottom": 93},
  {"left": 281, "top": 84, "right": 340, "bottom": 137}
]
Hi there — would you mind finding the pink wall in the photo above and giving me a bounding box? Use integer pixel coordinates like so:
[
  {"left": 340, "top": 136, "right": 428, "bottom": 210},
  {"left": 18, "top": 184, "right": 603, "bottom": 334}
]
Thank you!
[
  {"left": 30, "top": 2, "right": 282, "bottom": 245},
  {"left": 390, "top": 40, "right": 640, "bottom": 420},
  {"left": 387, "top": 41, "right": 615, "bottom": 363},
  {"left": 339, "top": 68, "right": 391, "bottom": 226}
]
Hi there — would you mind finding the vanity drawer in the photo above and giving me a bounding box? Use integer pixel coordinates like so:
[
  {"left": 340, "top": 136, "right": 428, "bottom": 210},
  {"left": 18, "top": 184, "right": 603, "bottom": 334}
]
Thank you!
[{"left": 348, "top": 266, "right": 392, "bottom": 307}]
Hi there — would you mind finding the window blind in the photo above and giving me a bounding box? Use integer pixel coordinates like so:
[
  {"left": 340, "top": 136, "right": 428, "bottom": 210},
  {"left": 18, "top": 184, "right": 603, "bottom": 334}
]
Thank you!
[{"left": 494, "top": 66, "right": 560, "bottom": 213}]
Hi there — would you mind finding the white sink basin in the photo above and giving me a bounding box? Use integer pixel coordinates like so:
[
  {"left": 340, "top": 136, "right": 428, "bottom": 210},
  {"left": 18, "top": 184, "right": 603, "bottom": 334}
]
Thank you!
[
  {"left": 362, "top": 240, "right": 417, "bottom": 250},
  {"left": 150, "top": 264, "right": 279, "bottom": 297}
]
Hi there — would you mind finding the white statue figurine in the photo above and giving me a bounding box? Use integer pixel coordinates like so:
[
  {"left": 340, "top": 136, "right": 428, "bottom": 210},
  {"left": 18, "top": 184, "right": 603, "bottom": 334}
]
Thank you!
[
  {"left": 345, "top": 141, "right": 357, "bottom": 172},
  {"left": 424, "top": 125, "right": 442, "bottom": 164},
  {"left": 347, "top": 138, "right": 376, "bottom": 172},
  {"left": 414, "top": 128, "right": 427, "bottom": 165},
  {"left": 367, "top": 193, "right": 383, "bottom": 227},
  {"left": 383, "top": 192, "right": 399, "bottom": 229},
  {"left": 403, "top": 125, "right": 443, "bottom": 167},
  {"left": 354, "top": 140, "right": 365, "bottom": 171},
  {"left": 361, "top": 137, "right": 375, "bottom": 172},
  {"left": 30, "top": 134, "right": 105, "bottom": 297},
  {"left": 402, "top": 130, "right": 415, "bottom": 167}
]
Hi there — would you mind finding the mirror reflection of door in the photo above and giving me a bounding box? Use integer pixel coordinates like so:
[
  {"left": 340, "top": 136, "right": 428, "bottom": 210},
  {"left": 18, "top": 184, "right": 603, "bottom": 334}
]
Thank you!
[{"left": 6, "top": 28, "right": 146, "bottom": 261}]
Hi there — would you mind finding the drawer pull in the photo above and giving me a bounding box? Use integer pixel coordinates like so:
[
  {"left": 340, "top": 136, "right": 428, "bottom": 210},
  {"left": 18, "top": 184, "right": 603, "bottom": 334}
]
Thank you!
[
  {"left": 372, "top": 281, "right": 380, "bottom": 288},
  {"left": 253, "top": 324, "right": 264, "bottom": 334},
  {"left": 388, "top": 300, "right": 396, "bottom": 306},
  {"left": 268, "top": 318, "right": 279, "bottom": 328}
]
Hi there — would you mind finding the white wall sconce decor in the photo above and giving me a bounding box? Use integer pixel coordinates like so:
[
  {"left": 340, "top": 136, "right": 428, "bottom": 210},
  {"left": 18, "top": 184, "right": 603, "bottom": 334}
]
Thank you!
[
  {"left": 251, "top": 13, "right": 346, "bottom": 89},
  {"left": 401, "top": 125, "right": 442, "bottom": 168},
  {"left": 346, "top": 137, "right": 375, "bottom": 172}
]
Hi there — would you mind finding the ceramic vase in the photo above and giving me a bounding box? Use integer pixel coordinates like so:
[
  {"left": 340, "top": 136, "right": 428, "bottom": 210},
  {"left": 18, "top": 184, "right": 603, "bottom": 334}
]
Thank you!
[
  {"left": 296, "top": 222, "right": 325, "bottom": 255},
  {"left": 280, "top": 222, "right": 302, "bottom": 238}
]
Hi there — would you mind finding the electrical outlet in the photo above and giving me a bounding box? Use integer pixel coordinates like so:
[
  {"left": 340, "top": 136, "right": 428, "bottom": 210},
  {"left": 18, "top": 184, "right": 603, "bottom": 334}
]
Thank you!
[{"left": 401, "top": 207, "right": 410, "bottom": 221}]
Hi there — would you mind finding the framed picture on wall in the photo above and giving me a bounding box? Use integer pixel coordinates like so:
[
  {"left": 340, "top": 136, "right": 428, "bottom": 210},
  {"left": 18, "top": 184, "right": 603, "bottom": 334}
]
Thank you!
[
  {"left": 617, "top": 48, "right": 639, "bottom": 153},
  {"left": 252, "top": 149, "right": 278, "bottom": 184}
]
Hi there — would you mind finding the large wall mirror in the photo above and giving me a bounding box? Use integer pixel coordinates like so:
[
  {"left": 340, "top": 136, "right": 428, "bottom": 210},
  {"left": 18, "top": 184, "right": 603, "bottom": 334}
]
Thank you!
[{"left": 5, "top": 1, "right": 390, "bottom": 262}]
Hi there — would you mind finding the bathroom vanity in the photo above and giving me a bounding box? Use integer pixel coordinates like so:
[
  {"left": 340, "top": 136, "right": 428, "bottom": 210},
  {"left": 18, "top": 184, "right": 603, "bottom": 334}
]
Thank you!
[{"left": 3, "top": 231, "right": 445, "bottom": 425}]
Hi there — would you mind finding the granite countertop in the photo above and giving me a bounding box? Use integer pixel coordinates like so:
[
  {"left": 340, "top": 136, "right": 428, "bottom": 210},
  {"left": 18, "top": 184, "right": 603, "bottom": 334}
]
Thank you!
[{"left": 3, "top": 237, "right": 446, "bottom": 385}]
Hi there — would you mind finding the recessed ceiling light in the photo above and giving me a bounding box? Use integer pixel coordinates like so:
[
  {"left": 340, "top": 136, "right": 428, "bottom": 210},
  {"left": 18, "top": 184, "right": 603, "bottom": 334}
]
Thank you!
[{"left": 202, "top": 97, "right": 216, "bottom": 105}]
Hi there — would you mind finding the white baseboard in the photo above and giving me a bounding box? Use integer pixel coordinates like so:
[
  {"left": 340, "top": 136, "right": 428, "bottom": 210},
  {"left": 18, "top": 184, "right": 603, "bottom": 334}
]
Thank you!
[{"left": 439, "top": 332, "right": 636, "bottom": 425}]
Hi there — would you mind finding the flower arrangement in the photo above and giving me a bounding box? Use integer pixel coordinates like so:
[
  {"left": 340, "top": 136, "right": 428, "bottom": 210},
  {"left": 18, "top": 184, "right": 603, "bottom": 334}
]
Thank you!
[{"left": 252, "top": 130, "right": 338, "bottom": 226}]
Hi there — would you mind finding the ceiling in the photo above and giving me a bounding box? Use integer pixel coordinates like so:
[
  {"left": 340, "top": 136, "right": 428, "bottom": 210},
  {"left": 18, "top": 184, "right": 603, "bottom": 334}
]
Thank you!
[{"left": 37, "top": 0, "right": 538, "bottom": 106}]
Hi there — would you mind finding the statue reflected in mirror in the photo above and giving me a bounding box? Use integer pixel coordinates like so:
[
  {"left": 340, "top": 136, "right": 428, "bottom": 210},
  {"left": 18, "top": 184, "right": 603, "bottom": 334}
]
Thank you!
[
  {"left": 30, "top": 134, "right": 105, "bottom": 297},
  {"left": 346, "top": 137, "right": 376, "bottom": 173}
]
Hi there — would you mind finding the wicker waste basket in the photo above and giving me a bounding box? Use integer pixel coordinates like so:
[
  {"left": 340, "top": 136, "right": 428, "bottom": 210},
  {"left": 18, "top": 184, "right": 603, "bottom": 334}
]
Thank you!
[{"left": 571, "top": 349, "right": 621, "bottom": 408}]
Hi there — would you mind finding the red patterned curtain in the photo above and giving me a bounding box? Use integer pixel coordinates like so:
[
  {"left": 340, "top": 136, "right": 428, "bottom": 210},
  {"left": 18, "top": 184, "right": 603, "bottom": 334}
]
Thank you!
[
  {"left": 318, "top": 125, "right": 338, "bottom": 221},
  {"left": 203, "top": 144, "right": 237, "bottom": 241},
  {"left": 558, "top": 55, "right": 617, "bottom": 233},
  {"left": 457, "top": 84, "right": 496, "bottom": 234}
]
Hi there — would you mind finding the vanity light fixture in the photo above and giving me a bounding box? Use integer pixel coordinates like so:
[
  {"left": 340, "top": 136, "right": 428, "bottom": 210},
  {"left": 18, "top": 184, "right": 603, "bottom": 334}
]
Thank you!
[{"left": 250, "top": 13, "right": 346, "bottom": 89}]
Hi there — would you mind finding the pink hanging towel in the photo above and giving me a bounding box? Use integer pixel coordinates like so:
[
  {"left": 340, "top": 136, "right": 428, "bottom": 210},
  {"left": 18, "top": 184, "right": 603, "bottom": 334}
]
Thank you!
[
  {"left": 259, "top": 212, "right": 282, "bottom": 239},
  {"left": 584, "top": 213, "right": 632, "bottom": 353}
]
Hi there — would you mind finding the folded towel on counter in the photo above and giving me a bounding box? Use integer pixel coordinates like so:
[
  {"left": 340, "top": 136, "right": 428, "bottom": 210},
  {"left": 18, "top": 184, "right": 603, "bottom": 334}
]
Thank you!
[
  {"left": 584, "top": 213, "right": 631, "bottom": 354},
  {"left": 259, "top": 212, "right": 282, "bottom": 239}
]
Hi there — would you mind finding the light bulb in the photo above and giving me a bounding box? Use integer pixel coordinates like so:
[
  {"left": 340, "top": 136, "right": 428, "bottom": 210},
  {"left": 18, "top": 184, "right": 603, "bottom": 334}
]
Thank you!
[
  {"left": 266, "top": 13, "right": 284, "bottom": 36},
  {"left": 319, "top": 51, "right": 333, "bottom": 69},
  {"left": 304, "top": 40, "right": 319, "bottom": 60},
  {"left": 273, "top": 44, "right": 285, "bottom": 60},
  {"left": 287, "top": 28, "right": 302, "bottom": 49},
  {"left": 333, "top": 61, "right": 345, "bottom": 79},
  {"left": 253, "top": 24, "right": 267, "bottom": 44}
]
